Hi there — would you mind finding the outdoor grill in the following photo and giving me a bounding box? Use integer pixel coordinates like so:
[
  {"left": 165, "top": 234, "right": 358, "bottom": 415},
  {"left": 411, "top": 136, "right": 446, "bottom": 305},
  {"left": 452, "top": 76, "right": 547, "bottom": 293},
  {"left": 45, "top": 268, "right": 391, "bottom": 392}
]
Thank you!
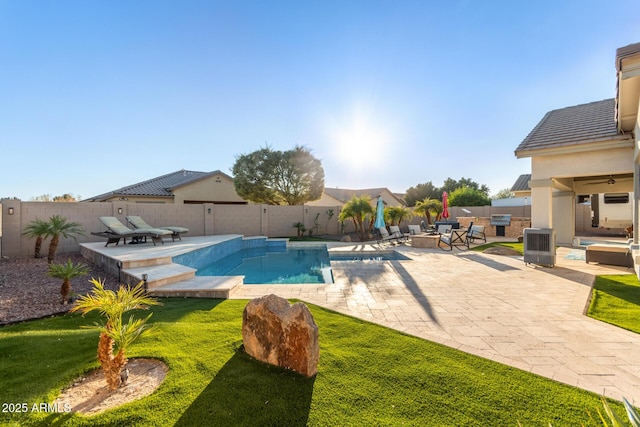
[{"left": 490, "top": 214, "right": 512, "bottom": 237}]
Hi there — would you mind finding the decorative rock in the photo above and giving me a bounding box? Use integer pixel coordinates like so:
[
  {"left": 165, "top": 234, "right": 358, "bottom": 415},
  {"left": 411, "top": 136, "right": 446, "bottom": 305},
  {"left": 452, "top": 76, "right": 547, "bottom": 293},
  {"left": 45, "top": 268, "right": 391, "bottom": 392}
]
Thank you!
[
  {"left": 242, "top": 294, "right": 319, "bottom": 377},
  {"left": 340, "top": 235, "right": 351, "bottom": 242}
]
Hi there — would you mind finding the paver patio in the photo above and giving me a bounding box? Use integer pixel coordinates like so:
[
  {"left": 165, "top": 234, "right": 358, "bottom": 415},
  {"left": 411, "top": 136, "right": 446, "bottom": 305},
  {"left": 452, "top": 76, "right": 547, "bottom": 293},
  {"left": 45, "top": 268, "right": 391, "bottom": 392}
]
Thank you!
[{"left": 231, "top": 241, "right": 640, "bottom": 403}]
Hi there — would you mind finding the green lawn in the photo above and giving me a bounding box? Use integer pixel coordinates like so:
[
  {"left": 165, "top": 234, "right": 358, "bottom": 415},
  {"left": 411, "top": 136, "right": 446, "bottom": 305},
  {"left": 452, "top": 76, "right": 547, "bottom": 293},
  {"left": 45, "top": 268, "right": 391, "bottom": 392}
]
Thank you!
[
  {"left": 588, "top": 274, "right": 640, "bottom": 334},
  {"left": 0, "top": 298, "right": 624, "bottom": 426},
  {"left": 470, "top": 241, "right": 524, "bottom": 255}
]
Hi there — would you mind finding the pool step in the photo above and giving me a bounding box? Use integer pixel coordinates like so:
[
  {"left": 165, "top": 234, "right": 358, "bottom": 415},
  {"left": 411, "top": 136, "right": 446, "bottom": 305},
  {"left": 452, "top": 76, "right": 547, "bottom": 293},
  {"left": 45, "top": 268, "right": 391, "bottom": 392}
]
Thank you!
[
  {"left": 149, "top": 276, "right": 245, "bottom": 298},
  {"left": 122, "top": 263, "right": 197, "bottom": 289}
]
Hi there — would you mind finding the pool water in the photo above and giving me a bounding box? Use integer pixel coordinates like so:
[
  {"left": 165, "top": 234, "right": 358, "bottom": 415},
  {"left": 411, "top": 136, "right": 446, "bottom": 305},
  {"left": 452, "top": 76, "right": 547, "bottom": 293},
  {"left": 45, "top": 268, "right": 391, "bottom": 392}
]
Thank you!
[{"left": 195, "top": 246, "right": 333, "bottom": 284}]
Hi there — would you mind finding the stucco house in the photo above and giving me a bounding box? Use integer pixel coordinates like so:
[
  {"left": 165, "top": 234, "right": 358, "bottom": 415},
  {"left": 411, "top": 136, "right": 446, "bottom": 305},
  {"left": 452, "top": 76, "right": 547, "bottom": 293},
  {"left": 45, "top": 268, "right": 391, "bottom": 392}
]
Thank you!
[
  {"left": 84, "top": 169, "right": 248, "bottom": 204},
  {"left": 510, "top": 174, "right": 531, "bottom": 198},
  {"left": 515, "top": 42, "right": 640, "bottom": 248},
  {"left": 306, "top": 187, "right": 406, "bottom": 208}
]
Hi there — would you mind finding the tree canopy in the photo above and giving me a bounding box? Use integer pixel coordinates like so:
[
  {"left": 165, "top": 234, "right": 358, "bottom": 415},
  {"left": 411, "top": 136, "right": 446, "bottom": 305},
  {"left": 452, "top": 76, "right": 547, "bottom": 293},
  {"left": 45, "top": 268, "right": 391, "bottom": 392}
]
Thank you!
[
  {"left": 447, "top": 187, "right": 491, "bottom": 207},
  {"left": 404, "top": 177, "right": 490, "bottom": 207},
  {"left": 404, "top": 182, "right": 440, "bottom": 207},
  {"left": 232, "top": 145, "right": 324, "bottom": 205}
]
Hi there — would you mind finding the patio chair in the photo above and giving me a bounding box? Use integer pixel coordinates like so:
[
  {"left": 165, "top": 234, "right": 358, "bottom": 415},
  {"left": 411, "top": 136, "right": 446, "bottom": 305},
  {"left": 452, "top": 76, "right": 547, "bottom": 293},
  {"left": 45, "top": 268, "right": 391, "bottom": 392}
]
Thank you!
[
  {"left": 126, "top": 215, "right": 189, "bottom": 241},
  {"left": 408, "top": 224, "right": 423, "bottom": 235},
  {"left": 92, "top": 216, "right": 173, "bottom": 247},
  {"left": 389, "top": 225, "right": 409, "bottom": 242},
  {"left": 438, "top": 222, "right": 471, "bottom": 251},
  {"left": 377, "top": 227, "right": 401, "bottom": 244},
  {"left": 436, "top": 224, "right": 452, "bottom": 234},
  {"left": 467, "top": 225, "right": 486, "bottom": 243}
]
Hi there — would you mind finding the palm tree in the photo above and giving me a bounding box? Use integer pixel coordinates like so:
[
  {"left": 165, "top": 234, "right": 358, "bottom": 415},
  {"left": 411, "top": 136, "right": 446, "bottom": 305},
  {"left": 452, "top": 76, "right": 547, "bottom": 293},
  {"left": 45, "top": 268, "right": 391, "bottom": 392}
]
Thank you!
[
  {"left": 21, "top": 219, "right": 50, "bottom": 258},
  {"left": 71, "top": 279, "right": 161, "bottom": 390},
  {"left": 385, "top": 206, "right": 413, "bottom": 227},
  {"left": 338, "top": 196, "right": 375, "bottom": 241},
  {"left": 48, "top": 259, "right": 90, "bottom": 304},
  {"left": 413, "top": 198, "right": 443, "bottom": 226},
  {"left": 46, "top": 215, "right": 85, "bottom": 264}
]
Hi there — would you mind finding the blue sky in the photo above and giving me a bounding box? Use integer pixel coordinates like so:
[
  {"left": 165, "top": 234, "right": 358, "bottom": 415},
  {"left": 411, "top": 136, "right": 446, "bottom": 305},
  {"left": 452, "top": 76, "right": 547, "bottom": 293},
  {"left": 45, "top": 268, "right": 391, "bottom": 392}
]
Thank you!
[{"left": 1, "top": 1, "right": 639, "bottom": 201}]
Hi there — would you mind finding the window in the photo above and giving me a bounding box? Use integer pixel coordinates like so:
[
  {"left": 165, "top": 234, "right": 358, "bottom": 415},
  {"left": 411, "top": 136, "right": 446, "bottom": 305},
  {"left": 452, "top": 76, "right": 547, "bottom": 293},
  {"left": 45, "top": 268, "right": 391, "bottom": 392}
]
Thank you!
[{"left": 603, "top": 193, "right": 629, "bottom": 204}]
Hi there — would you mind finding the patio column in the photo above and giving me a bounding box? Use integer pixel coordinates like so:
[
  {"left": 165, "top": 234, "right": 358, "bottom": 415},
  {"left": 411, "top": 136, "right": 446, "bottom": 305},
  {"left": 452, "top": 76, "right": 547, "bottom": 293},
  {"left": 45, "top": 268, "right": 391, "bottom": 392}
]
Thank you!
[{"left": 529, "top": 179, "right": 553, "bottom": 229}]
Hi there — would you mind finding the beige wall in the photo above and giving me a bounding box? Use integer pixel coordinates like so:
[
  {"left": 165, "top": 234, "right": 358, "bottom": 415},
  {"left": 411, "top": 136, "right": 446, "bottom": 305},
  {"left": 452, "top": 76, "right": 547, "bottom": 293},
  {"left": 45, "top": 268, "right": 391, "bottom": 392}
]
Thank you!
[
  {"left": 531, "top": 146, "right": 634, "bottom": 180},
  {"left": 173, "top": 173, "right": 247, "bottom": 204},
  {"left": 2, "top": 198, "right": 538, "bottom": 257}
]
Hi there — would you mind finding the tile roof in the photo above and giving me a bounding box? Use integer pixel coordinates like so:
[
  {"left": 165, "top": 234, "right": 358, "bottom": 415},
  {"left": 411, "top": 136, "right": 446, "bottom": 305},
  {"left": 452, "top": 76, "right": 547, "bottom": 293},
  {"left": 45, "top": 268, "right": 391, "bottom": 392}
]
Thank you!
[
  {"left": 510, "top": 174, "right": 531, "bottom": 192},
  {"left": 85, "top": 169, "right": 228, "bottom": 201},
  {"left": 515, "top": 99, "right": 628, "bottom": 154}
]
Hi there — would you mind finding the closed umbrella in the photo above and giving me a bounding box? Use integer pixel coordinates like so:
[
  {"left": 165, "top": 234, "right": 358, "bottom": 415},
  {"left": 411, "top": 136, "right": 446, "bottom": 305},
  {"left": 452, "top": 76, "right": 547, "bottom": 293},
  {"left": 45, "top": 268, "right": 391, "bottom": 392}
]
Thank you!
[
  {"left": 442, "top": 192, "right": 449, "bottom": 220},
  {"left": 374, "top": 197, "right": 386, "bottom": 229}
]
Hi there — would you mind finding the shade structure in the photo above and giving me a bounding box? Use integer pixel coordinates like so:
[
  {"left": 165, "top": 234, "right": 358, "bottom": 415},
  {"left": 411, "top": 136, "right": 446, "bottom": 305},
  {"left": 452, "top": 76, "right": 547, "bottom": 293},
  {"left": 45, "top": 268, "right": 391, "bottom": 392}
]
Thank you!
[
  {"left": 374, "top": 197, "right": 386, "bottom": 229},
  {"left": 442, "top": 192, "right": 449, "bottom": 219}
]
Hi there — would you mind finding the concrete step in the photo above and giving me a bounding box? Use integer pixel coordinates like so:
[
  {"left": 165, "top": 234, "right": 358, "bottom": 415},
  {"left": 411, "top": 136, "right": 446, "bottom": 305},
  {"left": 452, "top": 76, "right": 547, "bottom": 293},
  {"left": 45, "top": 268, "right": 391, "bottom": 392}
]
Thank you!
[
  {"left": 149, "top": 276, "right": 244, "bottom": 299},
  {"left": 121, "top": 256, "right": 173, "bottom": 270},
  {"left": 123, "top": 263, "right": 196, "bottom": 289}
]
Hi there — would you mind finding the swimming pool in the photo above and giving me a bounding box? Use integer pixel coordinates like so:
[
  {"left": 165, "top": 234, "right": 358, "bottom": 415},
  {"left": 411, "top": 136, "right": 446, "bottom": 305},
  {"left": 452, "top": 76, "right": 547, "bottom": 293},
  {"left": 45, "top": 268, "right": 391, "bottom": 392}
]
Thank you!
[{"left": 189, "top": 245, "right": 333, "bottom": 284}]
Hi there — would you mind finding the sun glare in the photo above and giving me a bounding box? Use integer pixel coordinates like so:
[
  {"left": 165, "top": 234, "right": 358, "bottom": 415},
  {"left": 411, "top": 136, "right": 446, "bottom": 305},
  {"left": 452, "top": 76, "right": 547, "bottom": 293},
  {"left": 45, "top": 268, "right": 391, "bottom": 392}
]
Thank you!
[{"left": 326, "top": 105, "right": 391, "bottom": 172}]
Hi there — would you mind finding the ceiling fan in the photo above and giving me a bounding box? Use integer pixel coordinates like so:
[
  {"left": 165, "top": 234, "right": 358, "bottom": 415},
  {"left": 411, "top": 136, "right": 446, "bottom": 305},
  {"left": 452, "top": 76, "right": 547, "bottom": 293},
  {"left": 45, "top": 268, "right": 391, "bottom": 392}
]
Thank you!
[{"left": 585, "top": 175, "right": 627, "bottom": 185}]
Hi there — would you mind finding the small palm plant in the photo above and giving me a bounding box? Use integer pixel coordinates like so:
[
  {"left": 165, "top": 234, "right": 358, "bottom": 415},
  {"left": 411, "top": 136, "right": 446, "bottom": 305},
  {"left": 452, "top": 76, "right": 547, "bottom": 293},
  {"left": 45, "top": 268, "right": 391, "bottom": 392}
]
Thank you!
[
  {"left": 22, "top": 218, "right": 50, "bottom": 258},
  {"left": 385, "top": 206, "right": 413, "bottom": 227},
  {"left": 413, "top": 198, "right": 443, "bottom": 226},
  {"left": 46, "top": 215, "right": 85, "bottom": 264},
  {"left": 71, "top": 279, "right": 161, "bottom": 390},
  {"left": 48, "top": 260, "right": 90, "bottom": 304},
  {"left": 339, "top": 195, "right": 375, "bottom": 241}
]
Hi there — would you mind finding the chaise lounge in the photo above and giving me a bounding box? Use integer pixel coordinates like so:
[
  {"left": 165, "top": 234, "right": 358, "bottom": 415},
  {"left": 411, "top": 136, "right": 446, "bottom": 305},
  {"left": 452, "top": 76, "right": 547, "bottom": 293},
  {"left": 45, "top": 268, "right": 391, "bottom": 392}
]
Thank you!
[
  {"left": 92, "top": 216, "right": 174, "bottom": 247},
  {"left": 126, "top": 215, "right": 189, "bottom": 241}
]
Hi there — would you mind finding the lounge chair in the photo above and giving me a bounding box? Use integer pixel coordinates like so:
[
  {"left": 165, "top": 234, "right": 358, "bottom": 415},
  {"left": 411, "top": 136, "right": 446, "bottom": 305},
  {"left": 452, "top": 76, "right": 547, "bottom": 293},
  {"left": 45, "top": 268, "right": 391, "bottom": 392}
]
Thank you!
[
  {"left": 389, "top": 225, "right": 409, "bottom": 242},
  {"left": 92, "top": 216, "right": 173, "bottom": 247},
  {"left": 126, "top": 215, "right": 189, "bottom": 241},
  {"left": 377, "top": 227, "right": 401, "bottom": 244}
]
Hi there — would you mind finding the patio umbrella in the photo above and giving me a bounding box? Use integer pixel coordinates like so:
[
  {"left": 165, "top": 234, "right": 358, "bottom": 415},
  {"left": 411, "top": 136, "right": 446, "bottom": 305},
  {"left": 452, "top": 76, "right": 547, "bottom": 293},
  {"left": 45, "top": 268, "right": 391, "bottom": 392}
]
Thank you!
[
  {"left": 374, "top": 197, "right": 386, "bottom": 229},
  {"left": 442, "top": 192, "right": 449, "bottom": 220}
]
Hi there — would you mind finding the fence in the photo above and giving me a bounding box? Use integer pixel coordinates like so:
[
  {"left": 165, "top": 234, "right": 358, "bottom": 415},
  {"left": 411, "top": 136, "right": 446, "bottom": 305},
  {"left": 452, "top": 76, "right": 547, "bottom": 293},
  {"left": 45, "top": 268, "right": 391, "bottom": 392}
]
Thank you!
[{"left": 0, "top": 199, "right": 532, "bottom": 258}]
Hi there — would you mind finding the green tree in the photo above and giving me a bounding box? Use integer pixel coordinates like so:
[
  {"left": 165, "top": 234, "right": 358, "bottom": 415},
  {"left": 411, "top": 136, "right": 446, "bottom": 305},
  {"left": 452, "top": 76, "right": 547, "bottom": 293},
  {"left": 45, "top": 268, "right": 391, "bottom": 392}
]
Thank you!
[
  {"left": 492, "top": 188, "right": 514, "bottom": 199},
  {"left": 448, "top": 187, "right": 491, "bottom": 207},
  {"left": 441, "top": 177, "right": 490, "bottom": 197},
  {"left": 71, "top": 279, "right": 161, "bottom": 390},
  {"left": 413, "top": 198, "right": 443, "bottom": 225},
  {"left": 404, "top": 182, "right": 440, "bottom": 206},
  {"left": 48, "top": 259, "right": 90, "bottom": 304},
  {"left": 46, "top": 215, "right": 85, "bottom": 264},
  {"left": 232, "top": 145, "right": 324, "bottom": 205},
  {"left": 338, "top": 195, "right": 375, "bottom": 241},
  {"left": 22, "top": 218, "right": 50, "bottom": 258},
  {"left": 385, "top": 206, "right": 413, "bottom": 226}
]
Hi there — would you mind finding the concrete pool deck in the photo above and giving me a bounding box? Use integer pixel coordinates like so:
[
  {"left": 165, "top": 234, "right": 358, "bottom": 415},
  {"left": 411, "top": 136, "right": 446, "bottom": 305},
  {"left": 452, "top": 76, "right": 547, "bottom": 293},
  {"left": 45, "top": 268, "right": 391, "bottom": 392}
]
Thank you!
[{"left": 81, "top": 235, "right": 640, "bottom": 403}]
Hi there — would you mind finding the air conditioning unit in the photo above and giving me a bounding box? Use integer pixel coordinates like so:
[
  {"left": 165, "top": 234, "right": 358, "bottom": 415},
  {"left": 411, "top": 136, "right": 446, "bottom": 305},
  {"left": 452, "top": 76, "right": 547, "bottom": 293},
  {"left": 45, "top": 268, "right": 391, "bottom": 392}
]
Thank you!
[{"left": 523, "top": 228, "right": 556, "bottom": 267}]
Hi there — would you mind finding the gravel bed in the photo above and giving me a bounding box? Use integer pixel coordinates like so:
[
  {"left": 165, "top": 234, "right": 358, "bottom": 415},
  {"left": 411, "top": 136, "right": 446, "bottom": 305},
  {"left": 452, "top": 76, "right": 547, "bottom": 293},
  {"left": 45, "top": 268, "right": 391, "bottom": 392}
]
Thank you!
[{"left": 0, "top": 253, "right": 120, "bottom": 325}]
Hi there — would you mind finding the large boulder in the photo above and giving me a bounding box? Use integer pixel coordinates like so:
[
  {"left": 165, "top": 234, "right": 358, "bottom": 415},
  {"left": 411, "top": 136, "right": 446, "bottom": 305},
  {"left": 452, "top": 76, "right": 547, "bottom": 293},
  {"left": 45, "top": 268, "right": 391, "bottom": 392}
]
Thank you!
[{"left": 242, "top": 294, "right": 319, "bottom": 377}]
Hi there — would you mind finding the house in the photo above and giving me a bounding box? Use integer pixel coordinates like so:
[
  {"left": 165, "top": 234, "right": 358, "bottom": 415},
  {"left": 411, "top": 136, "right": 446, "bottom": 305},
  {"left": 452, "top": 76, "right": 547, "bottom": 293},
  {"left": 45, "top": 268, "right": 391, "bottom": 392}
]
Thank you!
[
  {"left": 515, "top": 42, "right": 640, "bottom": 246},
  {"left": 84, "top": 169, "right": 248, "bottom": 204},
  {"left": 306, "top": 187, "right": 406, "bottom": 208},
  {"left": 510, "top": 174, "right": 531, "bottom": 198}
]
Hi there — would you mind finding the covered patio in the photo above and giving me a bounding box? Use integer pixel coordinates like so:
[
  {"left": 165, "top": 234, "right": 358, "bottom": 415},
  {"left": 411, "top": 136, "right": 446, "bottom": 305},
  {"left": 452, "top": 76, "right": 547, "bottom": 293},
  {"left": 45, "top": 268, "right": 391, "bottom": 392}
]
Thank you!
[{"left": 515, "top": 42, "right": 640, "bottom": 275}]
